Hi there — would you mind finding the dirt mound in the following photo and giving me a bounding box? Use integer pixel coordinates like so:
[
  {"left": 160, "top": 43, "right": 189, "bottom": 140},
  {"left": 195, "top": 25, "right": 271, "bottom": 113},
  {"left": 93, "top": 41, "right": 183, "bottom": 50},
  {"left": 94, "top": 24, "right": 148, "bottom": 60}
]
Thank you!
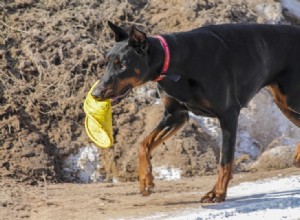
[
  {"left": 0, "top": 0, "right": 297, "bottom": 184},
  {"left": 1, "top": 0, "right": 128, "bottom": 183}
]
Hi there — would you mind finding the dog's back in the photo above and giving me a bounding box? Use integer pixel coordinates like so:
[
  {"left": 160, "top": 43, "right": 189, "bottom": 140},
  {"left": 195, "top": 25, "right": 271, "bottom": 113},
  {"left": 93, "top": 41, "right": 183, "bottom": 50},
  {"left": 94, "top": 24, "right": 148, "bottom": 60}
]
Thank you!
[{"left": 161, "top": 24, "right": 300, "bottom": 108}]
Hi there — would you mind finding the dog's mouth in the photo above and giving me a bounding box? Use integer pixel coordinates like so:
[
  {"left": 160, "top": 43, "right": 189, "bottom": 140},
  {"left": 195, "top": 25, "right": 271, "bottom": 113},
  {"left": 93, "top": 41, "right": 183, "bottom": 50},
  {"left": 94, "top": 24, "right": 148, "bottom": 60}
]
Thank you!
[{"left": 111, "top": 86, "right": 132, "bottom": 105}]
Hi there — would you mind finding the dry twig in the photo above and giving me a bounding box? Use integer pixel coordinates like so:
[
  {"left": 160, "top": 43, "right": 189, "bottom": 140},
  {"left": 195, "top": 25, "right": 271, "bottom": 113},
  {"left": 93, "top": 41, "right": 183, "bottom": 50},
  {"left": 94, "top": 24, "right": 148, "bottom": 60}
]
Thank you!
[{"left": 0, "top": 20, "right": 29, "bottom": 34}]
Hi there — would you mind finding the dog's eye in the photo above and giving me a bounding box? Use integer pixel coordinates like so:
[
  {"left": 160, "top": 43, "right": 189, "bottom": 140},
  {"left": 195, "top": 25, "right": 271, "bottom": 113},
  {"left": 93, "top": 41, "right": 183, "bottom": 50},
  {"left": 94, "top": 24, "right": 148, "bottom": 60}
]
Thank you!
[
  {"left": 114, "top": 58, "right": 120, "bottom": 65},
  {"left": 114, "top": 58, "right": 126, "bottom": 71}
]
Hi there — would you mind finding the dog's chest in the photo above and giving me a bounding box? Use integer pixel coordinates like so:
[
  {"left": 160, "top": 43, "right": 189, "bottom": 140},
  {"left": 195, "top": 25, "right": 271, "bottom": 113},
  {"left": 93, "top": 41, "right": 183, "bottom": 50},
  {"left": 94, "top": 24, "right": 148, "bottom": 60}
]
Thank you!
[{"left": 161, "top": 82, "right": 191, "bottom": 103}]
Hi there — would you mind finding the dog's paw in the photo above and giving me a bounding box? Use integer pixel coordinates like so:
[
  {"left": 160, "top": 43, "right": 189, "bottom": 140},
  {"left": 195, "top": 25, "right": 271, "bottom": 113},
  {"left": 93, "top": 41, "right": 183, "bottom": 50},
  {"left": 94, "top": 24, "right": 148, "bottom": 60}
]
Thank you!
[
  {"left": 294, "top": 144, "right": 300, "bottom": 168},
  {"left": 200, "top": 190, "right": 226, "bottom": 203},
  {"left": 140, "top": 185, "right": 155, "bottom": 196},
  {"left": 139, "top": 173, "right": 155, "bottom": 196}
]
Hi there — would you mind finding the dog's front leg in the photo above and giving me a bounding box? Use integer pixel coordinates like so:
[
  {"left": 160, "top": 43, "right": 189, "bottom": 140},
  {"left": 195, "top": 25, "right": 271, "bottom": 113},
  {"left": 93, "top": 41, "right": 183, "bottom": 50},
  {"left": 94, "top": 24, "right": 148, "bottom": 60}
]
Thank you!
[
  {"left": 139, "top": 111, "right": 188, "bottom": 196},
  {"left": 201, "top": 108, "right": 239, "bottom": 203}
]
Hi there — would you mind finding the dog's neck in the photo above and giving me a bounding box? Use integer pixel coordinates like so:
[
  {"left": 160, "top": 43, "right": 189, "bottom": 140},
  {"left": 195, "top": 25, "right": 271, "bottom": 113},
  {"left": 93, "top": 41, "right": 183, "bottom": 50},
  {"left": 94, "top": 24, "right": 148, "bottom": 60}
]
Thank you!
[
  {"left": 148, "top": 37, "right": 166, "bottom": 80},
  {"left": 152, "top": 36, "right": 170, "bottom": 82},
  {"left": 148, "top": 35, "right": 181, "bottom": 83}
]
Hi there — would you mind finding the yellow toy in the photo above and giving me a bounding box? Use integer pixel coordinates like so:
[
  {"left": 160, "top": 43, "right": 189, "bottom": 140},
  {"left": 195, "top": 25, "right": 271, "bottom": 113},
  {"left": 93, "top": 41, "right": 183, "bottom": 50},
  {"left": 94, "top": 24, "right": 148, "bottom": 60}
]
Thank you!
[{"left": 84, "top": 81, "right": 113, "bottom": 148}]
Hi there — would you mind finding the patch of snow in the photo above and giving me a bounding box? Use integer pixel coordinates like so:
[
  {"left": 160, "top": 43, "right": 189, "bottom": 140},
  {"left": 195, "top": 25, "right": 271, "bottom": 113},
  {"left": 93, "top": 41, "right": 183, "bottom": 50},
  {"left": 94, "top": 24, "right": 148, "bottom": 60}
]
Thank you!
[
  {"left": 281, "top": 0, "right": 300, "bottom": 19},
  {"left": 256, "top": 3, "right": 283, "bottom": 24},
  {"left": 189, "top": 112, "right": 220, "bottom": 143},
  {"left": 143, "top": 175, "right": 300, "bottom": 220},
  {"left": 153, "top": 166, "right": 181, "bottom": 181},
  {"left": 135, "top": 86, "right": 161, "bottom": 104},
  {"left": 235, "top": 130, "right": 260, "bottom": 159},
  {"left": 112, "top": 178, "right": 119, "bottom": 184},
  {"left": 63, "top": 145, "right": 104, "bottom": 183}
]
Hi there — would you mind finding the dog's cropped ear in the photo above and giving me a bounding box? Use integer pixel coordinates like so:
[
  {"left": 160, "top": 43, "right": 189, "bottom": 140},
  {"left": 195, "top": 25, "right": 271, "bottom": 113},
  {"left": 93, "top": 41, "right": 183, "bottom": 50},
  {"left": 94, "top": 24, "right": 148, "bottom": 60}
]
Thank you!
[
  {"left": 108, "top": 21, "right": 128, "bottom": 42},
  {"left": 129, "top": 26, "right": 148, "bottom": 55}
]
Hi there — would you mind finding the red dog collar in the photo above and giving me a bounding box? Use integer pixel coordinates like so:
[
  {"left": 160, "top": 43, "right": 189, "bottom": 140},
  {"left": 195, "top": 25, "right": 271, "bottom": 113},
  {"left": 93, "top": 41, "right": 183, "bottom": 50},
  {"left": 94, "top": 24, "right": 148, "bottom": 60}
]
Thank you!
[{"left": 153, "top": 35, "right": 170, "bottom": 82}]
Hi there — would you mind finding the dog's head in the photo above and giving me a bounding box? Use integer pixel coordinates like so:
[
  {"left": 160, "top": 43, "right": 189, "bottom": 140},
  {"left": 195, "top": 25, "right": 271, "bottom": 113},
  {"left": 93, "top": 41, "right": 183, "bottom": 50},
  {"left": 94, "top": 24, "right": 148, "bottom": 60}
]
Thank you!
[{"left": 92, "top": 21, "right": 151, "bottom": 105}]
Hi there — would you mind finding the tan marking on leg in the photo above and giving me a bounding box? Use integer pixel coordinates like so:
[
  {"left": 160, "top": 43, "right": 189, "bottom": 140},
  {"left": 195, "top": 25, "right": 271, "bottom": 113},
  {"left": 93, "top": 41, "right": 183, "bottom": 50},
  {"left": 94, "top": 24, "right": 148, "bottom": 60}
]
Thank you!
[
  {"left": 139, "top": 120, "right": 186, "bottom": 196},
  {"left": 214, "top": 162, "right": 233, "bottom": 196},
  {"left": 163, "top": 96, "right": 172, "bottom": 107},
  {"left": 201, "top": 161, "right": 233, "bottom": 203}
]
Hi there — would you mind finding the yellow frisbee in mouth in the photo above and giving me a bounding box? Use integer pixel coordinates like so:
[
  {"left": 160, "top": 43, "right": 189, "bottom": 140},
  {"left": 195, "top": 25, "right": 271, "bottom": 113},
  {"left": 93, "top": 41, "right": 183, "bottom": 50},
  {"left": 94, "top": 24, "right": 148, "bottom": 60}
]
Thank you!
[{"left": 84, "top": 81, "right": 113, "bottom": 148}]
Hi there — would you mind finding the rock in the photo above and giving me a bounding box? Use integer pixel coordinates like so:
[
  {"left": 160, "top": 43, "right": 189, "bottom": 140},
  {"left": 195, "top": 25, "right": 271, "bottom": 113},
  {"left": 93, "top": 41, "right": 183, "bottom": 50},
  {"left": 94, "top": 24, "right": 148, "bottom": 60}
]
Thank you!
[
  {"left": 267, "top": 136, "right": 298, "bottom": 150},
  {"left": 251, "top": 145, "right": 296, "bottom": 171}
]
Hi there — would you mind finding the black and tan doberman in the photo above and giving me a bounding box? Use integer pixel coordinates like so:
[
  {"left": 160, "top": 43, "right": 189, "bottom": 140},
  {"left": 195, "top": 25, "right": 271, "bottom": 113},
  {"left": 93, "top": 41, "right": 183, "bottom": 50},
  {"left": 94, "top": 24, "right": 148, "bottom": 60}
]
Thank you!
[{"left": 92, "top": 21, "right": 300, "bottom": 203}]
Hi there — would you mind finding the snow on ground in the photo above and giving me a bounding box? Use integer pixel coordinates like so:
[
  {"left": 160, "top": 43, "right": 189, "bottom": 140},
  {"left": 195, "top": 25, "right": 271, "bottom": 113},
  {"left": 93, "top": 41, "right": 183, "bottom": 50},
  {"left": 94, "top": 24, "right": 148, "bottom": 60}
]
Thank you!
[
  {"left": 281, "top": 0, "right": 300, "bottom": 19},
  {"left": 142, "top": 175, "right": 300, "bottom": 220},
  {"left": 153, "top": 166, "right": 182, "bottom": 181},
  {"left": 63, "top": 145, "right": 182, "bottom": 183},
  {"left": 63, "top": 145, "right": 104, "bottom": 183},
  {"left": 255, "top": 2, "right": 283, "bottom": 24}
]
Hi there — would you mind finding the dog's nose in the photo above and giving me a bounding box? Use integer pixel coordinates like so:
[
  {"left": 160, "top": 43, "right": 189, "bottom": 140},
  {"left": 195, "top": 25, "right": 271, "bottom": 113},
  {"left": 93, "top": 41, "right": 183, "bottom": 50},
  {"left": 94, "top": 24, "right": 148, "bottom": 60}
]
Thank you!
[{"left": 91, "top": 87, "right": 103, "bottom": 99}]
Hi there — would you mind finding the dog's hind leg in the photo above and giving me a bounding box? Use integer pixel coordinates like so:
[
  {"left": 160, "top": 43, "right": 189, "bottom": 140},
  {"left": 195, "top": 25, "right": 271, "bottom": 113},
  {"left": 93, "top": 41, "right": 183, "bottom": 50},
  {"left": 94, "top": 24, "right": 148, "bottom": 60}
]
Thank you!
[
  {"left": 139, "top": 95, "right": 189, "bottom": 196},
  {"left": 269, "top": 84, "right": 300, "bottom": 167},
  {"left": 269, "top": 84, "right": 300, "bottom": 127},
  {"left": 201, "top": 108, "right": 240, "bottom": 203},
  {"left": 295, "top": 144, "right": 300, "bottom": 168}
]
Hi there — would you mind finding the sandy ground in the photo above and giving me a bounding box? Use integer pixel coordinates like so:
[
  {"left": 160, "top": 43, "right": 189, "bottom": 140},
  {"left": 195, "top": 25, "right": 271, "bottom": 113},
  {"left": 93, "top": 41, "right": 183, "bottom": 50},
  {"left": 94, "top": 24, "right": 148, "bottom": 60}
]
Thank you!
[{"left": 1, "top": 168, "right": 299, "bottom": 220}]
